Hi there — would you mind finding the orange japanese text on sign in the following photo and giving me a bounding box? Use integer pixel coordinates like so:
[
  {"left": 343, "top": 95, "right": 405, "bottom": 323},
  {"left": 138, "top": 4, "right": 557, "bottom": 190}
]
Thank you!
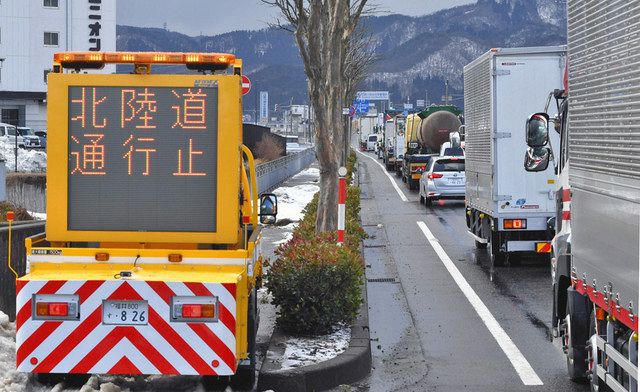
[
  {"left": 172, "top": 89, "right": 207, "bottom": 129},
  {"left": 174, "top": 138, "right": 206, "bottom": 176},
  {"left": 71, "top": 134, "right": 106, "bottom": 175},
  {"left": 121, "top": 88, "right": 157, "bottom": 129},
  {"left": 71, "top": 87, "right": 108, "bottom": 129},
  {"left": 122, "top": 135, "right": 157, "bottom": 176}
]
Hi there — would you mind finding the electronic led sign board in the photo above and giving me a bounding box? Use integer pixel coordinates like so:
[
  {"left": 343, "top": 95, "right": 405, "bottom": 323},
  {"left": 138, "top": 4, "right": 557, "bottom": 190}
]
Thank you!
[{"left": 67, "top": 86, "right": 218, "bottom": 232}]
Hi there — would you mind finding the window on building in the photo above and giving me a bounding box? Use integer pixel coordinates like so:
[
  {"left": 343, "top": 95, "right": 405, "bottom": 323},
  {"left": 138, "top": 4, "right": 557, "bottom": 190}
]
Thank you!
[
  {"left": 44, "top": 32, "right": 58, "bottom": 46},
  {"left": 43, "top": 0, "right": 58, "bottom": 7},
  {"left": 44, "top": 69, "right": 51, "bottom": 84}
]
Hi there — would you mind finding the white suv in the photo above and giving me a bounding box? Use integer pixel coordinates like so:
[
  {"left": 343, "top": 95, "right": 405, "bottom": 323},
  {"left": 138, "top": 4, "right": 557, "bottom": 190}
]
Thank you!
[{"left": 0, "top": 122, "right": 25, "bottom": 148}]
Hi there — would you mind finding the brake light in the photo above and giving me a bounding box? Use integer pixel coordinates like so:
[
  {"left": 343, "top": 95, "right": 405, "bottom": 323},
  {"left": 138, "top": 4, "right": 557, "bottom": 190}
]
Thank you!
[
  {"left": 171, "top": 296, "right": 217, "bottom": 322},
  {"left": 428, "top": 173, "right": 444, "bottom": 180},
  {"left": 33, "top": 294, "right": 79, "bottom": 320},
  {"left": 48, "top": 303, "right": 69, "bottom": 316},
  {"left": 504, "top": 219, "right": 527, "bottom": 229},
  {"left": 182, "top": 304, "right": 215, "bottom": 319}
]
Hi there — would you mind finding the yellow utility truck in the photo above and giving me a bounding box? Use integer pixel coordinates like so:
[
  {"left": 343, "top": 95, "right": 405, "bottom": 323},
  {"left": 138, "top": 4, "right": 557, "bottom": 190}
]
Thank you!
[{"left": 14, "top": 51, "right": 276, "bottom": 390}]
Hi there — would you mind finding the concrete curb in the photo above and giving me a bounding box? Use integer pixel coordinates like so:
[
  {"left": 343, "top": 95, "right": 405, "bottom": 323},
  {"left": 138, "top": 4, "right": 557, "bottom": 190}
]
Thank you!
[{"left": 256, "top": 282, "right": 371, "bottom": 392}]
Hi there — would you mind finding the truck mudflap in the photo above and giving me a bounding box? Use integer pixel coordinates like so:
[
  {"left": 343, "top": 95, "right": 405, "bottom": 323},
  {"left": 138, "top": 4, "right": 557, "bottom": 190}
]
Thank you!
[{"left": 16, "top": 279, "right": 237, "bottom": 376}]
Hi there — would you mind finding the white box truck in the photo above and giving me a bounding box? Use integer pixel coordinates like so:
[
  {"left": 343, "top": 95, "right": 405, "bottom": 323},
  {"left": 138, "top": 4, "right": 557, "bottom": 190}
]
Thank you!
[
  {"left": 358, "top": 115, "right": 377, "bottom": 151},
  {"left": 464, "top": 46, "right": 566, "bottom": 267}
]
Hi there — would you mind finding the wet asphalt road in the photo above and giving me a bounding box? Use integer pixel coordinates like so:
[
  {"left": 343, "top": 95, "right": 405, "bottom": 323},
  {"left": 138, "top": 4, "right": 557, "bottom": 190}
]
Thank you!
[{"left": 350, "top": 151, "right": 589, "bottom": 392}]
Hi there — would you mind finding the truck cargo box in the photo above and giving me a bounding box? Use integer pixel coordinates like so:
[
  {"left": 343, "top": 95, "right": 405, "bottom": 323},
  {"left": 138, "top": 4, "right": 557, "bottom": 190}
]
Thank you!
[{"left": 464, "top": 46, "right": 565, "bottom": 226}]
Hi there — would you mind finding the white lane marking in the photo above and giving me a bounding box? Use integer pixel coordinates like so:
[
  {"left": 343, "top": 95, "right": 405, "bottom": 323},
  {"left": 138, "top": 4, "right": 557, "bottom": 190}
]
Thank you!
[
  {"left": 416, "top": 221, "right": 544, "bottom": 386},
  {"left": 356, "top": 150, "right": 408, "bottom": 202}
]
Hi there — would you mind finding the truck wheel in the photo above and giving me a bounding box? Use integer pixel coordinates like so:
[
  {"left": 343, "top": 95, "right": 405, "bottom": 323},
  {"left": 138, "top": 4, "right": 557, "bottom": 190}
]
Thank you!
[
  {"left": 408, "top": 179, "right": 417, "bottom": 191},
  {"left": 475, "top": 240, "right": 487, "bottom": 249},
  {"left": 35, "top": 373, "right": 90, "bottom": 388},
  {"left": 489, "top": 233, "right": 506, "bottom": 267},
  {"left": 202, "top": 376, "right": 229, "bottom": 391},
  {"left": 419, "top": 194, "right": 425, "bottom": 204},
  {"left": 564, "top": 291, "right": 589, "bottom": 383},
  {"left": 587, "top": 313, "right": 609, "bottom": 392},
  {"left": 230, "top": 288, "right": 257, "bottom": 390},
  {"left": 424, "top": 197, "right": 432, "bottom": 207}
]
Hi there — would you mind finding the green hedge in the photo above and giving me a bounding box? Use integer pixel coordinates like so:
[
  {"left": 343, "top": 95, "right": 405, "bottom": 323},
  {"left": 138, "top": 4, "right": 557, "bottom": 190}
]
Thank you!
[{"left": 266, "top": 150, "right": 365, "bottom": 335}]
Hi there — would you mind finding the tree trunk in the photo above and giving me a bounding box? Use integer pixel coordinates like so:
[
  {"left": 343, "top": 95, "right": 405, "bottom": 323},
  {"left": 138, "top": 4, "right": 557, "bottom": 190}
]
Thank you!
[{"left": 263, "top": 0, "right": 370, "bottom": 233}]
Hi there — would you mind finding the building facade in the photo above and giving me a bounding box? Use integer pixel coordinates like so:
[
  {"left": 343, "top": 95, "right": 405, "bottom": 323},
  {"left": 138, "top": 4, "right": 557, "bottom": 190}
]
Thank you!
[{"left": 0, "top": 0, "right": 116, "bottom": 129}]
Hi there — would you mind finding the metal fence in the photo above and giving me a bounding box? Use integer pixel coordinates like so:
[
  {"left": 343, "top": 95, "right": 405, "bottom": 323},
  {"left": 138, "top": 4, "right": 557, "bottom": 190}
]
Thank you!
[
  {"left": 0, "top": 148, "right": 316, "bottom": 320},
  {"left": 0, "top": 222, "right": 45, "bottom": 319},
  {"left": 256, "top": 148, "right": 316, "bottom": 192}
]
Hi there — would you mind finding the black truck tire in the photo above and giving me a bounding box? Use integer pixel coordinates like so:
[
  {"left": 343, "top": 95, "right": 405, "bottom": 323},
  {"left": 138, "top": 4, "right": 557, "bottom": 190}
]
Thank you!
[
  {"left": 230, "top": 287, "right": 257, "bottom": 390},
  {"left": 564, "top": 288, "right": 590, "bottom": 383},
  {"left": 489, "top": 232, "right": 506, "bottom": 267},
  {"left": 35, "top": 373, "right": 90, "bottom": 388}
]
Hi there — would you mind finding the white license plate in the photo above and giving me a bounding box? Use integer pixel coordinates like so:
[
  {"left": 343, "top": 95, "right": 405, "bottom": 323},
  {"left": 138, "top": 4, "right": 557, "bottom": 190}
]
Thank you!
[
  {"left": 102, "top": 300, "right": 149, "bottom": 325},
  {"left": 448, "top": 179, "right": 464, "bottom": 185}
]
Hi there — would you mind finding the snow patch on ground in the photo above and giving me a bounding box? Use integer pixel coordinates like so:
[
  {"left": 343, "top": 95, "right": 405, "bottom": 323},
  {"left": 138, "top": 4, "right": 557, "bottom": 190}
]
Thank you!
[
  {"left": 273, "top": 231, "right": 293, "bottom": 245},
  {"left": 281, "top": 325, "right": 351, "bottom": 370},
  {"left": 293, "top": 167, "right": 319, "bottom": 178},
  {"left": 28, "top": 211, "right": 47, "bottom": 220},
  {"left": 0, "top": 311, "right": 28, "bottom": 392},
  {"left": 0, "top": 144, "right": 47, "bottom": 173},
  {"left": 272, "top": 176, "right": 319, "bottom": 222}
]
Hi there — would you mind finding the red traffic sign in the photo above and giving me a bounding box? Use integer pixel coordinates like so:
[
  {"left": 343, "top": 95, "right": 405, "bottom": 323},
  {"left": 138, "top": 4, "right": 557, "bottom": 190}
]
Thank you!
[{"left": 242, "top": 75, "right": 251, "bottom": 95}]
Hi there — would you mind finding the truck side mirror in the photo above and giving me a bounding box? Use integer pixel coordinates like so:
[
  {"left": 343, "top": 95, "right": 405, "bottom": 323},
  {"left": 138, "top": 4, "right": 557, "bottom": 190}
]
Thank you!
[
  {"left": 259, "top": 193, "right": 278, "bottom": 224},
  {"left": 526, "top": 112, "right": 550, "bottom": 147},
  {"left": 524, "top": 146, "right": 551, "bottom": 172}
]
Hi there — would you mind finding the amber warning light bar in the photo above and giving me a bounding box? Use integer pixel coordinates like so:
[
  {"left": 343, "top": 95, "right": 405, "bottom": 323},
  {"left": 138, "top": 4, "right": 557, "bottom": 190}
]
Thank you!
[{"left": 53, "top": 51, "right": 236, "bottom": 71}]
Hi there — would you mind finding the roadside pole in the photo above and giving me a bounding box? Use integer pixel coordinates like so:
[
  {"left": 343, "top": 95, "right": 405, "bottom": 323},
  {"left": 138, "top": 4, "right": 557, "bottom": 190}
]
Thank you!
[{"left": 337, "top": 166, "right": 347, "bottom": 245}]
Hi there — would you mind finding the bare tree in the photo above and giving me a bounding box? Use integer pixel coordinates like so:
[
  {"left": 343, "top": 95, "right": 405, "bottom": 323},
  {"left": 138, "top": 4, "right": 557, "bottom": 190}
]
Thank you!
[
  {"left": 342, "top": 26, "right": 377, "bottom": 162},
  {"left": 262, "top": 0, "right": 370, "bottom": 232}
]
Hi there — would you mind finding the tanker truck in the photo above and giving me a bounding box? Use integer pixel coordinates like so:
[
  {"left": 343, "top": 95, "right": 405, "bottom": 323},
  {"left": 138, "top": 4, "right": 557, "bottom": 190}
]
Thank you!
[
  {"left": 402, "top": 105, "right": 462, "bottom": 190},
  {"left": 14, "top": 51, "right": 277, "bottom": 391}
]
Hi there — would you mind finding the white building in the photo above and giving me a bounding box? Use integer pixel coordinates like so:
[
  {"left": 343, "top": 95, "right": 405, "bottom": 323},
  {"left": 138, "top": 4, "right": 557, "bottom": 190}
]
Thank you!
[{"left": 0, "top": 0, "right": 116, "bottom": 129}]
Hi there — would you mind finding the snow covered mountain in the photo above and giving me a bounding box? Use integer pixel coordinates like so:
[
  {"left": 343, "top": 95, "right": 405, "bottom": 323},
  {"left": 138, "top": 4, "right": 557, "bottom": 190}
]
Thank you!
[{"left": 117, "top": 0, "right": 566, "bottom": 111}]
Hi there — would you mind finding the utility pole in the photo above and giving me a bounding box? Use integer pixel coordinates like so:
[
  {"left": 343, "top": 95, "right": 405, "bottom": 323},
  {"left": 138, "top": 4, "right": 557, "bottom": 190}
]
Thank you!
[{"left": 445, "top": 80, "right": 449, "bottom": 105}]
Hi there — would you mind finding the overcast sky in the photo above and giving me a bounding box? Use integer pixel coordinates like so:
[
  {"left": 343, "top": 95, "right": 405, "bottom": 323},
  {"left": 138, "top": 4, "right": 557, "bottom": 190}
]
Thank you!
[{"left": 117, "top": 0, "right": 475, "bottom": 36}]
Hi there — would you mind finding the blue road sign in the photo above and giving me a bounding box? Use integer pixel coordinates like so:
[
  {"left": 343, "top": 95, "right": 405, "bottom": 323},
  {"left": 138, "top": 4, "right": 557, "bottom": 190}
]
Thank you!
[{"left": 353, "top": 99, "right": 369, "bottom": 114}]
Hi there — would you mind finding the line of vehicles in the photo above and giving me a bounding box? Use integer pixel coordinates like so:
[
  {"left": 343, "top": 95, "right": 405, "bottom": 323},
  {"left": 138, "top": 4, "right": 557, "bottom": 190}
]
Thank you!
[{"left": 358, "top": 1, "right": 638, "bottom": 389}]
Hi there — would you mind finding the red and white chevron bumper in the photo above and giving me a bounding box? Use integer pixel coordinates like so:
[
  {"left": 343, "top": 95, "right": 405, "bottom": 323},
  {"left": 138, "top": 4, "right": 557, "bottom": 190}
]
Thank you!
[{"left": 16, "top": 279, "right": 237, "bottom": 375}]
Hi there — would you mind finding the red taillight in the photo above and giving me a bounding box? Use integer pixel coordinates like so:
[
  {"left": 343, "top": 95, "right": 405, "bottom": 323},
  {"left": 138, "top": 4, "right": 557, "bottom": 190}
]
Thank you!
[
  {"left": 48, "top": 303, "right": 69, "bottom": 316},
  {"left": 182, "top": 304, "right": 202, "bottom": 318},
  {"left": 428, "top": 173, "right": 444, "bottom": 180},
  {"left": 36, "top": 302, "right": 69, "bottom": 316},
  {"left": 504, "top": 219, "right": 527, "bottom": 229},
  {"left": 182, "top": 304, "right": 215, "bottom": 318}
]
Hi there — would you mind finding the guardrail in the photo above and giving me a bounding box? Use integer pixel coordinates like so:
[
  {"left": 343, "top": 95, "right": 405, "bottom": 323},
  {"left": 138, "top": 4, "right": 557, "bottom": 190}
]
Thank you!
[
  {"left": 0, "top": 148, "right": 316, "bottom": 320},
  {"left": 257, "top": 148, "right": 316, "bottom": 192},
  {"left": 0, "top": 221, "right": 46, "bottom": 319}
]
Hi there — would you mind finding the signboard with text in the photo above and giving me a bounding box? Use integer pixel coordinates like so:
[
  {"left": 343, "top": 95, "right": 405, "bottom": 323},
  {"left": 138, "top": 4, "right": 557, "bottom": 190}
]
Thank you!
[
  {"left": 67, "top": 86, "right": 218, "bottom": 232},
  {"left": 356, "top": 91, "right": 389, "bottom": 101},
  {"left": 45, "top": 73, "right": 242, "bottom": 243}
]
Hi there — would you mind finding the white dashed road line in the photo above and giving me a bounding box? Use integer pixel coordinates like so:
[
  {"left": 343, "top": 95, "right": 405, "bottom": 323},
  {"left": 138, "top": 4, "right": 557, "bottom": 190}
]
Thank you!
[
  {"left": 416, "top": 220, "right": 544, "bottom": 386},
  {"left": 357, "top": 150, "right": 408, "bottom": 202}
]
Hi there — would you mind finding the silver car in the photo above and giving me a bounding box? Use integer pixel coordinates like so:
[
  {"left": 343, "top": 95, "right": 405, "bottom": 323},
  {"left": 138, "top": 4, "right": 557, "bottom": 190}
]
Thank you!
[{"left": 419, "top": 156, "right": 465, "bottom": 206}]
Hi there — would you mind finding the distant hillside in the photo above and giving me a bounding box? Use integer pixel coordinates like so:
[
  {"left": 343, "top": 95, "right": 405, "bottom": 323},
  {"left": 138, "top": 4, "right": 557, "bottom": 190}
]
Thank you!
[{"left": 116, "top": 0, "right": 566, "bottom": 113}]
